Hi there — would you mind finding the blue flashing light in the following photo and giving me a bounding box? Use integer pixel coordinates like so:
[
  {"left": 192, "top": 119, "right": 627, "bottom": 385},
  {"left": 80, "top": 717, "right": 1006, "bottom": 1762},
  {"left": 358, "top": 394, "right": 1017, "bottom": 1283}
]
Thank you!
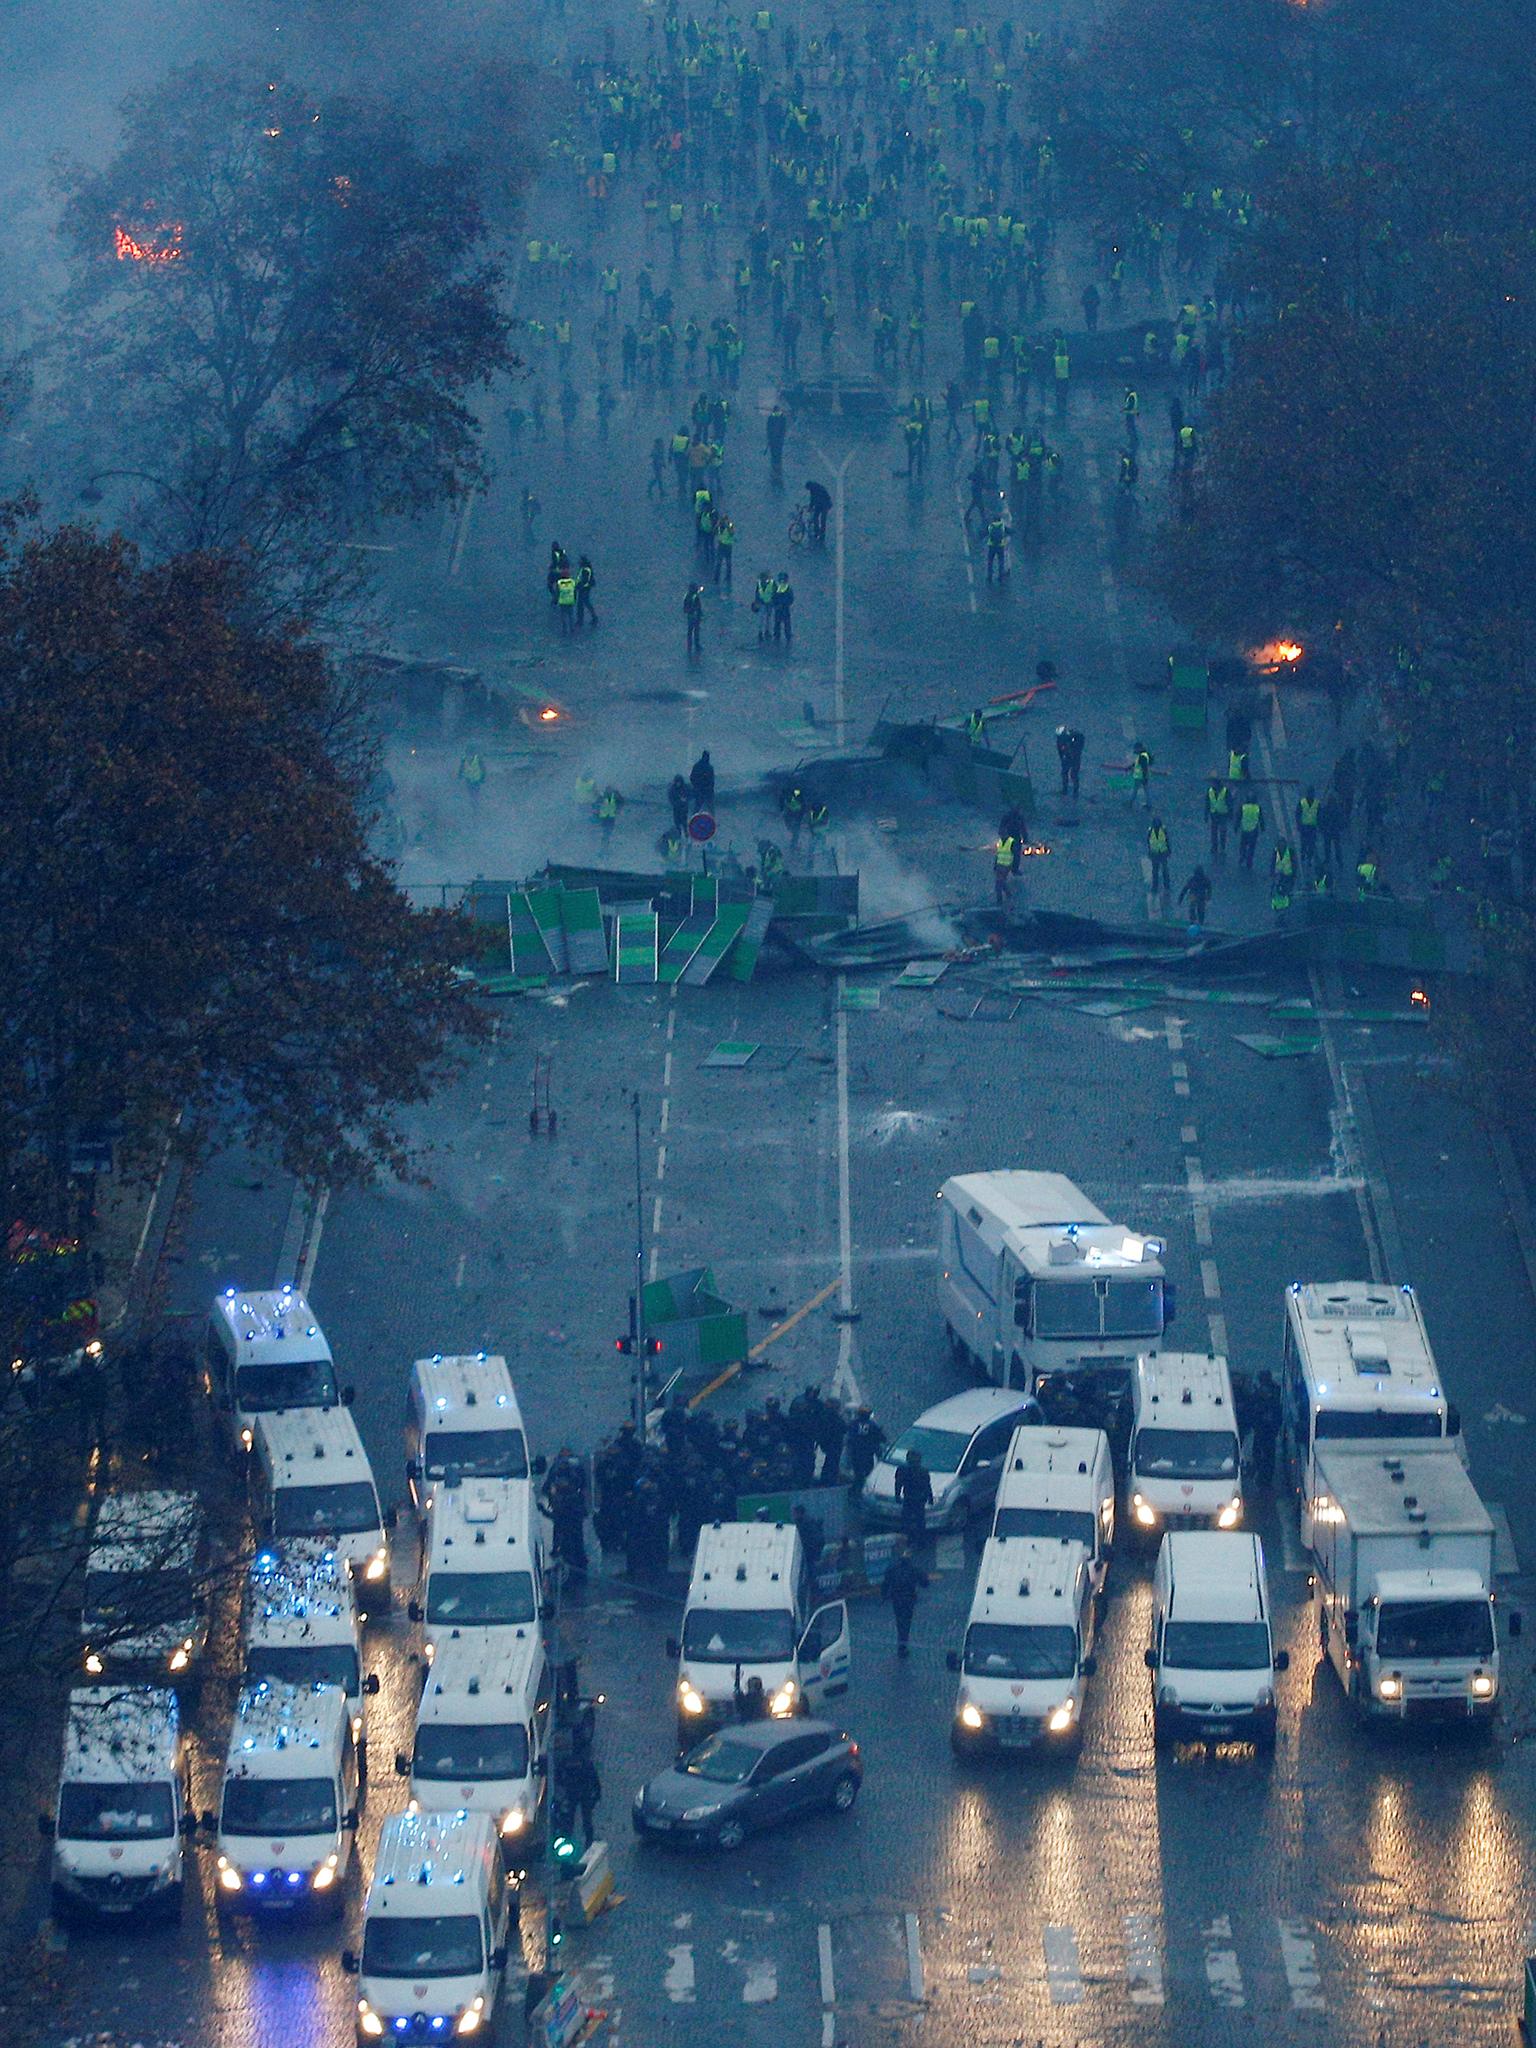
[
  {"left": 256, "top": 1549, "right": 279, "bottom": 1572},
  {"left": 431, "top": 2020, "right": 447, "bottom": 2034},
  {"left": 495, "top": 1394, "right": 507, "bottom": 1407},
  {"left": 394, "top": 2019, "right": 409, "bottom": 2033},
  {"left": 432, "top": 1352, "right": 443, "bottom": 1363},
  {"left": 251, "top": 1871, "right": 267, "bottom": 1887},
  {"left": 286, "top": 1870, "right": 303, "bottom": 1887},
  {"left": 225, "top": 1287, "right": 236, "bottom": 1300},
  {"left": 476, "top": 1350, "right": 486, "bottom": 1362},
  {"left": 435, "top": 1397, "right": 448, "bottom": 1410}
]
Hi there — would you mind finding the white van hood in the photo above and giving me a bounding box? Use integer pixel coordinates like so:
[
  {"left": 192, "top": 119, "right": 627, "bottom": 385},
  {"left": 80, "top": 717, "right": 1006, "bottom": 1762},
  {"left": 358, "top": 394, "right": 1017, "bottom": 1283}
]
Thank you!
[
  {"left": 361, "top": 1965, "right": 491, "bottom": 2022},
  {"left": 221, "top": 1824, "right": 339, "bottom": 1870},
  {"left": 961, "top": 1674, "right": 1074, "bottom": 1718},
  {"left": 1160, "top": 1665, "right": 1271, "bottom": 1709},
  {"left": 56, "top": 1833, "right": 177, "bottom": 1881},
  {"left": 682, "top": 1655, "right": 796, "bottom": 1704}
]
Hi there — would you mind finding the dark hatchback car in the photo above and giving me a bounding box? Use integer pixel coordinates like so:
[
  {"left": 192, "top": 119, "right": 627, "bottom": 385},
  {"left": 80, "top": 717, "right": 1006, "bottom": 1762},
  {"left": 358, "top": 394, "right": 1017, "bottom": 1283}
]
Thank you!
[{"left": 632, "top": 1718, "right": 861, "bottom": 1851}]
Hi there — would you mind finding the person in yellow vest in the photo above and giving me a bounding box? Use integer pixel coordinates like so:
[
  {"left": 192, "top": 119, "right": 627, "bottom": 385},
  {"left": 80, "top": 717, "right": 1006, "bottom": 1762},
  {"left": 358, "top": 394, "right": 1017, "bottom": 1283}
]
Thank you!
[
  {"left": 1227, "top": 741, "right": 1250, "bottom": 781},
  {"left": 1147, "top": 817, "right": 1171, "bottom": 893},
  {"left": 556, "top": 571, "right": 577, "bottom": 633},
  {"left": 1295, "top": 788, "right": 1321, "bottom": 868},
  {"left": 994, "top": 831, "right": 1015, "bottom": 904},
  {"left": 967, "top": 708, "right": 987, "bottom": 745},
  {"left": 1206, "top": 775, "right": 1230, "bottom": 859},
  {"left": 1129, "top": 739, "right": 1153, "bottom": 807},
  {"left": 1271, "top": 841, "right": 1295, "bottom": 911},
  {"left": 1356, "top": 853, "right": 1380, "bottom": 898},
  {"left": 459, "top": 750, "right": 485, "bottom": 794},
  {"left": 1238, "top": 795, "right": 1263, "bottom": 869},
  {"left": 596, "top": 786, "right": 621, "bottom": 847}
]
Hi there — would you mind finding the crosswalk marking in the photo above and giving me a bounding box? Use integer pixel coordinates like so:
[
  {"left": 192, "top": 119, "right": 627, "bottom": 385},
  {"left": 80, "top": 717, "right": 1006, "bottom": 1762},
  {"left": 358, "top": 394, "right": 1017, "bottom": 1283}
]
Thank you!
[
  {"left": 1278, "top": 1919, "right": 1326, "bottom": 2009},
  {"left": 1202, "top": 1914, "right": 1246, "bottom": 2008},
  {"left": 741, "top": 1956, "right": 778, "bottom": 2003},
  {"left": 1123, "top": 1912, "right": 1165, "bottom": 2005},
  {"left": 664, "top": 1944, "right": 695, "bottom": 2003},
  {"left": 1043, "top": 1924, "right": 1083, "bottom": 2004}
]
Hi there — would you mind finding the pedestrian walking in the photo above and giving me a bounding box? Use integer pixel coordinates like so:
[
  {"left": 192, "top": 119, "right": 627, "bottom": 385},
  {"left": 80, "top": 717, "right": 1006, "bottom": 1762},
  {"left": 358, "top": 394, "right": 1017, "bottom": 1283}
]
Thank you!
[
  {"left": 668, "top": 774, "right": 692, "bottom": 834},
  {"left": 689, "top": 749, "right": 715, "bottom": 811},
  {"left": 881, "top": 1542, "right": 926, "bottom": 1658},
  {"left": 541, "top": 1447, "right": 589, "bottom": 1574},
  {"left": 1238, "top": 795, "right": 1263, "bottom": 870},
  {"left": 563, "top": 1747, "right": 602, "bottom": 1849},
  {"left": 1296, "top": 787, "right": 1321, "bottom": 869},
  {"left": 894, "top": 1448, "right": 932, "bottom": 1550},
  {"left": 845, "top": 1408, "right": 885, "bottom": 1489},
  {"left": 1056, "top": 726, "right": 1084, "bottom": 798},
  {"left": 1129, "top": 740, "right": 1153, "bottom": 808},
  {"left": 993, "top": 828, "right": 1016, "bottom": 905},
  {"left": 1147, "top": 816, "right": 1171, "bottom": 894},
  {"left": 1178, "top": 865, "right": 1213, "bottom": 931},
  {"left": 683, "top": 582, "right": 704, "bottom": 654},
  {"left": 1206, "top": 775, "right": 1230, "bottom": 859},
  {"left": 575, "top": 556, "right": 597, "bottom": 628}
]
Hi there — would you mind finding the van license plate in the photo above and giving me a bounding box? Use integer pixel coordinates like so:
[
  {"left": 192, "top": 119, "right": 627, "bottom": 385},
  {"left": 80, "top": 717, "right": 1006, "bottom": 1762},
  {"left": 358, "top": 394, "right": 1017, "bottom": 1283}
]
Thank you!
[{"left": 997, "top": 1723, "right": 1033, "bottom": 1747}]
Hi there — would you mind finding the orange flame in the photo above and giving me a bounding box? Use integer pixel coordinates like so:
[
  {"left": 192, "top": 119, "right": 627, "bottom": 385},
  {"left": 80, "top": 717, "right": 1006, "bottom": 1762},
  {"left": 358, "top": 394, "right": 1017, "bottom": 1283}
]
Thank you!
[
  {"left": 114, "top": 223, "right": 184, "bottom": 266},
  {"left": 1251, "top": 638, "right": 1304, "bottom": 673}
]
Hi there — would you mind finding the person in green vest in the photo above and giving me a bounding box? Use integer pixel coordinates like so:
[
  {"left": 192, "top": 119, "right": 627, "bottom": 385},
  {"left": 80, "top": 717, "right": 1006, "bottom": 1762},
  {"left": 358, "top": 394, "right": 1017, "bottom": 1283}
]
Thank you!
[
  {"left": 1147, "top": 817, "right": 1171, "bottom": 893},
  {"left": 1295, "top": 787, "right": 1321, "bottom": 868},
  {"left": 1356, "top": 853, "right": 1380, "bottom": 898},
  {"left": 1206, "top": 776, "right": 1231, "bottom": 859},
  {"left": 993, "top": 831, "right": 1016, "bottom": 904},
  {"left": 556, "top": 571, "right": 577, "bottom": 633},
  {"left": 967, "top": 708, "right": 987, "bottom": 745},
  {"left": 1238, "top": 795, "right": 1264, "bottom": 869},
  {"left": 459, "top": 750, "right": 485, "bottom": 794},
  {"left": 596, "top": 786, "right": 621, "bottom": 847},
  {"left": 1129, "top": 739, "right": 1153, "bottom": 807},
  {"left": 713, "top": 513, "right": 736, "bottom": 588}
]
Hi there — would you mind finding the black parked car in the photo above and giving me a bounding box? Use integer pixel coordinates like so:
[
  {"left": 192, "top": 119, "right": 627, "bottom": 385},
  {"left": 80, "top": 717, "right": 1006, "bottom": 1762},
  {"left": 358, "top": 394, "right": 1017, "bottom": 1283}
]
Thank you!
[{"left": 632, "top": 1718, "right": 861, "bottom": 1852}]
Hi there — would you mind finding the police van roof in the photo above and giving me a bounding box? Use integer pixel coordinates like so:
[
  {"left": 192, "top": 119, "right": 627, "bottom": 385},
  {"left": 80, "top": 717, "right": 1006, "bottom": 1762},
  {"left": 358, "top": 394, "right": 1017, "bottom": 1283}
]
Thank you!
[
  {"left": 90, "top": 1489, "right": 202, "bottom": 1574},
  {"left": 246, "top": 1549, "right": 356, "bottom": 1637},
  {"left": 688, "top": 1519, "right": 799, "bottom": 1605},
  {"left": 1160, "top": 1531, "right": 1268, "bottom": 1623},
  {"left": 64, "top": 1686, "right": 180, "bottom": 1785},
  {"left": 416, "top": 1630, "right": 543, "bottom": 1719},
  {"left": 225, "top": 1680, "right": 348, "bottom": 1776},
  {"left": 427, "top": 1477, "right": 537, "bottom": 1570},
  {"left": 212, "top": 1286, "right": 332, "bottom": 1365},
  {"left": 1001, "top": 1424, "right": 1110, "bottom": 1479},
  {"left": 943, "top": 1171, "right": 1164, "bottom": 1275},
  {"left": 1135, "top": 1351, "right": 1234, "bottom": 1424},
  {"left": 256, "top": 1404, "right": 377, "bottom": 1487},
  {"left": 412, "top": 1353, "right": 524, "bottom": 1428},
  {"left": 1287, "top": 1283, "right": 1443, "bottom": 1405},
  {"left": 968, "top": 1535, "right": 1088, "bottom": 1625},
  {"left": 368, "top": 1810, "right": 498, "bottom": 1911}
]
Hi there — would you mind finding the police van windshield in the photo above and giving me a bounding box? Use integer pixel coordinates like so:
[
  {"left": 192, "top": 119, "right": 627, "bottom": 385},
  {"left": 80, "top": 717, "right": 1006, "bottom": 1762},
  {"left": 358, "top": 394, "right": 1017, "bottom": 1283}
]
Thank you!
[
  {"left": 1314, "top": 1409, "right": 1444, "bottom": 1442},
  {"left": 1034, "top": 1278, "right": 1163, "bottom": 1340},
  {"left": 426, "top": 1571, "right": 536, "bottom": 1627},
  {"left": 682, "top": 1608, "right": 797, "bottom": 1663},
  {"left": 222, "top": 1778, "right": 338, "bottom": 1836},
  {"left": 236, "top": 1358, "right": 338, "bottom": 1415},
  {"left": 1163, "top": 1621, "right": 1272, "bottom": 1671},
  {"left": 59, "top": 1783, "right": 174, "bottom": 1840},
  {"left": 1134, "top": 1428, "right": 1240, "bottom": 1480},
  {"left": 1376, "top": 1600, "right": 1494, "bottom": 1660},
  {"left": 414, "top": 1723, "right": 530, "bottom": 1781},
  {"left": 84, "top": 1566, "right": 197, "bottom": 1625},
  {"left": 246, "top": 1645, "right": 360, "bottom": 1696},
  {"left": 964, "top": 1622, "right": 1078, "bottom": 1681},
  {"left": 426, "top": 1428, "right": 529, "bottom": 1480},
  {"left": 362, "top": 1915, "right": 485, "bottom": 1978},
  {"left": 273, "top": 1483, "right": 380, "bottom": 1538},
  {"left": 993, "top": 1506, "right": 1097, "bottom": 1548}
]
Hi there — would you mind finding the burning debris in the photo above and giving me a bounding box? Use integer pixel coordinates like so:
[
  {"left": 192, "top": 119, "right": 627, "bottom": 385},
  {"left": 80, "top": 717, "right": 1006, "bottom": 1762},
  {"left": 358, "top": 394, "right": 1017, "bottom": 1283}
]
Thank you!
[{"left": 113, "top": 223, "right": 184, "bottom": 266}]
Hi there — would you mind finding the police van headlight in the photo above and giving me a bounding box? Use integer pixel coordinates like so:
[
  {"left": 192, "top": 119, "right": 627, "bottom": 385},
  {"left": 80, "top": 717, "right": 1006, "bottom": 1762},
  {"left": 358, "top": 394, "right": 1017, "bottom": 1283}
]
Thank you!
[
  {"left": 1217, "top": 1498, "right": 1242, "bottom": 1529},
  {"left": 358, "top": 2002, "right": 385, "bottom": 2038},
  {"left": 769, "top": 1680, "right": 798, "bottom": 1718},
  {"left": 1254, "top": 1688, "right": 1275, "bottom": 1712},
  {"left": 1132, "top": 1493, "right": 1157, "bottom": 1528},
  {"left": 83, "top": 1650, "right": 104, "bottom": 1675},
  {"left": 1046, "top": 1699, "right": 1077, "bottom": 1734},
  {"left": 500, "top": 1808, "right": 527, "bottom": 1836},
  {"left": 364, "top": 1550, "right": 388, "bottom": 1583},
  {"left": 456, "top": 1999, "right": 485, "bottom": 2036},
  {"left": 1471, "top": 1672, "right": 1495, "bottom": 1699},
  {"left": 958, "top": 1701, "right": 985, "bottom": 1732},
  {"left": 678, "top": 1682, "right": 705, "bottom": 1716},
  {"left": 218, "top": 1859, "right": 243, "bottom": 1892},
  {"left": 169, "top": 1637, "right": 195, "bottom": 1672},
  {"left": 1157, "top": 1686, "right": 1180, "bottom": 1709},
  {"left": 240, "top": 1428, "right": 254, "bottom": 1450},
  {"left": 312, "top": 1854, "right": 340, "bottom": 1891},
  {"left": 1378, "top": 1674, "right": 1403, "bottom": 1701}
]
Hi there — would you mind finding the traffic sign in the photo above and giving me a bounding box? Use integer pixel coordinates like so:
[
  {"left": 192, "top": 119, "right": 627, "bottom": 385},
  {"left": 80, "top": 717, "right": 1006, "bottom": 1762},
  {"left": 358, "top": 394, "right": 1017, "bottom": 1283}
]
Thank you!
[{"left": 687, "top": 810, "right": 716, "bottom": 842}]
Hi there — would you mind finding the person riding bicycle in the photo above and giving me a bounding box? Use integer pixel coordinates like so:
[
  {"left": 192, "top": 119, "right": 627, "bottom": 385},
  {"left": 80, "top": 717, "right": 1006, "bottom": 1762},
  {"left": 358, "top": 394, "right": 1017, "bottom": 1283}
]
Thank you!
[{"left": 804, "top": 478, "right": 832, "bottom": 544}]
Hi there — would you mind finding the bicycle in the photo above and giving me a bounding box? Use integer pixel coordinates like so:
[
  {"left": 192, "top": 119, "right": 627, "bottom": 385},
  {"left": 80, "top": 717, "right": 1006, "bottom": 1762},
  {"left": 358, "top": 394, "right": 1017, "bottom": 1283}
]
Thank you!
[{"left": 787, "top": 502, "right": 808, "bottom": 546}]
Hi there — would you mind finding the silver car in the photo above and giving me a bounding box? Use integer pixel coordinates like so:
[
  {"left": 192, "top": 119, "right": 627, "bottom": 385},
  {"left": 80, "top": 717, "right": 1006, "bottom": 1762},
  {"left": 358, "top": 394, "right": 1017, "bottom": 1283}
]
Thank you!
[{"left": 862, "top": 1389, "right": 1043, "bottom": 1531}]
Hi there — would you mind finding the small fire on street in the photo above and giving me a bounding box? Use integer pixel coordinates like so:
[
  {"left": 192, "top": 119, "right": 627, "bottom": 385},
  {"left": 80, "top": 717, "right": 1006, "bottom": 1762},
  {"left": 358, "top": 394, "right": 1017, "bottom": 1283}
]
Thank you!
[{"left": 113, "top": 222, "right": 184, "bottom": 265}]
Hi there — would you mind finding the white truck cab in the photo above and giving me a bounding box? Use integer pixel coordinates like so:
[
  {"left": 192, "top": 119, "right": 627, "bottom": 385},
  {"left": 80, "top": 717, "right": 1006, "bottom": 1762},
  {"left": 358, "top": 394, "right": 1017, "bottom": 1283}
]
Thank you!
[
  {"left": 1282, "top": 1282, "right": 1462, "bottom": 1543},
  {"left": 948, "top": 1536, "right": 1097, "bottom": 1754},
  {"left": 44, "top": 1687, "right": 191, "bottom": 1921},
  {"left": 345, "top": 1810, "right": 512, "bottom": 2045},
  {"left": 243, "top": 1547, "right": 377, "bottom": 1768},
  {"left": 1128, "top": 1352, "right": 1242, "bottom": 1540},
  {"left": 991, "top": 1424, "right": 1116, "bottom": 1592},
  {"left": 252, "top": 1405, "right": 391, "bottom": 1612},
  {"left": 405, "top": 1353, "right": 539, "bottom": 1517},
  {"left": 937, "top": 1170, "right": 1172, "bottom": 1390},
  {"left": 398, "top": 1627, "right": 549, "bottom": 1855},
  {"left": 667, "top": 1521, "right": 850, "bottom": 1744},
  {"left": 81, "top": 1488, "right": 209, "bottom": 1682},
  {"left": 410, "top": 1478, "right": 545, "bottom": 1663},
  {"left": 211, "top": 1680, "right": 359, "bottom": 1914},
  {"left": 1148, "top": 1531, "right": 1286, "bottom": 1748},
  {"left": 206, "top": 1285, "right": 349, "bottom": 1453}
]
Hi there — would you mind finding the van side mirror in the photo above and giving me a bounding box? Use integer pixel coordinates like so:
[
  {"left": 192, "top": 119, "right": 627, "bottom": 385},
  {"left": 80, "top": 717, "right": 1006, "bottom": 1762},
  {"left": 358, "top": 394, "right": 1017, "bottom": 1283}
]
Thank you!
[
  {"left": 1162, "top": 1283, "right": 1177, "bottom": 1327},
  {"left": 1143, "top": 1648, "right": 1157, "bottom": 1670},
  {"left": 408, "top": 1600, "right": 424, "bottom": 1623},
  {"left": 341, "top": 1385, "right": 356, "bottom": 1406},
  {"left": 200, "top": 1810, "right": 217, "bottom": 1832},
  {"left": 343, "top": 1807, "right": 360, "bottom": 1830},
  {"left": 491, "top": 1945, "right": 508, "bottom": 1971},
  {"left": 532, "top": 1755, "right": 548, "bottom": 1779},
  {"left": 36, "top": 1813, "right": 53, "bottom": 1837},
  {"left": 394, "top": 1754, "right": 410, "bottom": 1777},
  {"left": 1274, "top": 1650, "right": 1290, "bottom": 1671},
  {"left": 1446, "top": 1403, "right": 1461, "bottom": 1438},
  {"left": 665, "top": 1637, "right": 680, "bottom": 1660},
  {"left": 945, "top": 1651, "right": 959, "bottom": 1673},
  {"left": 1012, "top": 1277, "right": 1031, "bottom": 1329},
  {"left": 365, "top": 1673, "right": 381, "bottom": 1696},
  {"left": 341, "top": 1950, "right": 360, "bottom": 1975},
  {"left": 405, "top": 1459, "right": 421, "bottom": 1482},
  {"left": 1509, "top": 1612, "right": 1523, "bottom": 1640},
  {"left": 181, "top": 1810, "right": 198, "bottom": 1835},
  {"left": 531, "top": 1455, "right": 548, "bottom": 1476},
  {"left": 1081, "top": 1656, "right": 1097, "bottom": 1677}
]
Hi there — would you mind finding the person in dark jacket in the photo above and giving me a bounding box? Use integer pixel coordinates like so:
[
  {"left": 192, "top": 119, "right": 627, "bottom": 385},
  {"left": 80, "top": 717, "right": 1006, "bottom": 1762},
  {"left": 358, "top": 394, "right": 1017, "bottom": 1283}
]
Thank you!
[
  {"left": 894, "top": 1449, "right": 932, "bottom": 1548},
  {"left": 882, "top": 1542, "right": 926, "bottom": 1656}
]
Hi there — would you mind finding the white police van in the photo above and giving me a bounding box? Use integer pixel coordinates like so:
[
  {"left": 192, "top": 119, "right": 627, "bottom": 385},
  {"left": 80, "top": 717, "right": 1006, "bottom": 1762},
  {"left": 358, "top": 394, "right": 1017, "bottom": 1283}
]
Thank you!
[
  {"left": 43, "top": 1687, "right": 191, "bottom": 1921},
  {"left": 211, "top": 1680, "right": 359, "bottom": 1916},
  {"left": 206, "top": 1284, "right": 349, "bottom": 1454}
]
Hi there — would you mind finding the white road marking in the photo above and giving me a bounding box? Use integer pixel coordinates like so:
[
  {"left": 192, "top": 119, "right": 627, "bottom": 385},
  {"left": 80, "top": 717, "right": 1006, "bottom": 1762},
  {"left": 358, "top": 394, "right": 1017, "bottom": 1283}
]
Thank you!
[
  {"left": 819, "top": 1921, "right": 836, "bottom": 2045},
  {"left": 1166, "top": 1019, "right": 1185, "bottom": 1053},
  {"left": 1123, "top": 1912, "right": 1165, "bottom": 2005},
  {"left": 741, "top": 1957, "right": 777, "bottom": 2004},
  {"left": 1181, "top": 1124, "right": 1199, "bottom": 1144},
  {"left": 1202, "top": 1915, "right": 1246, "bottom": 2007},
  {"left": 830, "top": 991, "right": 864, "bottom": 1410},
  {"left": 1043, "top": 1923, "right": 1083, "bottom": 2004},
  {"left": 454, "top": 1252, "right": 466, "bottom": 1289},
  {"left": 905, "top": 1911, "right": 925, "bottom": 2001},
  {"left": 664, "top": 1944, "right": 695, "bottom": 2003},
  {"left": 1278, "top": 1918, "right": 1326, "bottom": 2009},
  {"left": 1184, "top": 1154, "right": 1205, "bottom": 1192},
  {"left": 655, "top": 1144, "right": 668, "bottom": 1180},
  {"left": 651, "top": 1195, "right": 663, "bottom": 1235},
  {"left": 1193, "top": 1203, "right": 1213, "bottom": 1246},
  {"left": 1207, "top": 1312, "right": 1229, "bottom": 1354},
  {"left": 1201, "top": 1258, "right": 1222, "bottom": 1299}
]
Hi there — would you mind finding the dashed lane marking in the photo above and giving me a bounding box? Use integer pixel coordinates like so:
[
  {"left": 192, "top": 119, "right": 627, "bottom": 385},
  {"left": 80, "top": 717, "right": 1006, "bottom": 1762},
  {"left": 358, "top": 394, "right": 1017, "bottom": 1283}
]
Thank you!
[
  {"left": 1201, "top": 1258, "right": 1222, "bottom": 1299},
  {"left": 1278, "top": 1919, "right": 1326, "bottom": 2010},
  {"left": 1124, "top": 1912, "right": 1165, "bottom": 2006},
  {"left": 1043, "top": 1923, "right": 1084, "bottom": 2004},
  {"left": 1193, "top": 1205, "right": 1213, "bottom": 1247},
  {"left": 1184, "top": 1154, "right": 1205, "bottom": 1192},
  {"left": 1202, "top": 1915, "right": 1247, "bottom": 2008},
  {"left": 905, "top": 1912, "right": 925, "bottom": 2002},
  {"left": 664, "top": 1945, "right": 695, "bottom": 2003},
  {"left": 1207, "top": 1311, "right": 1229, "bottom": 1354}
]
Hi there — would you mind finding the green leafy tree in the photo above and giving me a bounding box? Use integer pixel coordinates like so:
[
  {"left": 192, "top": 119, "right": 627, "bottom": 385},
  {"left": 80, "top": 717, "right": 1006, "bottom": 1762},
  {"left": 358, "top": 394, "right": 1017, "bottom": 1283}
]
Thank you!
[{"left": 53, "top": 66, "right": 517, "bottom": 610}]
